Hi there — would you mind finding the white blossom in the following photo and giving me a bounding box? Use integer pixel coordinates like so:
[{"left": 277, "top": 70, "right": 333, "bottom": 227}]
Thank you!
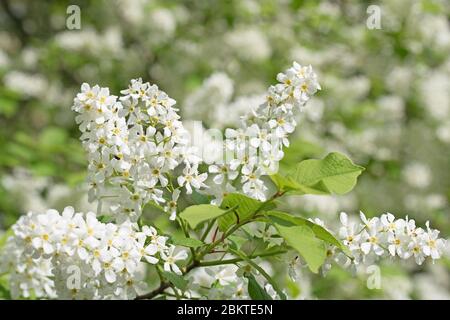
[
  {"left": 332, "top": 211, "right": 447, "bottom": 267},
  {"left": 207, "top": 62, "right": 321, "bottom": 202},
  {"left": 0, "top": 207, "right": 174, "bottom": 299},
  {"left": 161, "top": 245, "right": 188, "bottom": 275},
  {"left": 72, "top": 78, "right": 208, "bottom": 222}
]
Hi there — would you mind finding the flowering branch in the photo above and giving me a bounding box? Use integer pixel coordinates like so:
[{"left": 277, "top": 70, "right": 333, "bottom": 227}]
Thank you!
[{"left": 0, "top": 61, "right": 446, "bottom": 300}]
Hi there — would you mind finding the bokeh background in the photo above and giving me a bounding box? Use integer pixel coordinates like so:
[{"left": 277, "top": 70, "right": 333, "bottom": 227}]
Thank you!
[{"left": 0, "top": 0, "right": 449, "bottom": 299}]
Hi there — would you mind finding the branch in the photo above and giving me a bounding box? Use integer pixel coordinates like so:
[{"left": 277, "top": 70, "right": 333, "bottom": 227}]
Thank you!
[
  {"left": 135, "top": 282, "right": 170, "bottom": 300},
  {"left": 135, "top": 260, "right": 199, "bottom": 300},
  {"left": 198, "top": 249, "right": 287, "bottom": 267},
  {"left": 197, "top": 191, "right": 286, "bottom": 260},
  {"left": 135, "top": 191, "right": 287, "bottom": 300}
]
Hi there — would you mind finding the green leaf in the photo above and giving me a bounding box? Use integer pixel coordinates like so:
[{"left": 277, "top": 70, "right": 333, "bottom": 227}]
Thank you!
[
  {"left": 218, "top": 193, "right": 273, "bottom": 232},
  {"left": 0, "top": 228, "right": 13, "bottom": 249},
  {"left": 0, "top": 281, "right": 10, "bottom": 299},
  {"left": 171, "top": 236, "right": 204, "bottom": 248},
  {"left": 98, "top": 215, "right": 115, "bottom": 223},
  {"left": 272, "top": 152, "right": 364, "bottom": 195},
  {"left": 179, "top": 204, "right": 227, "bottom": 229},
  {"left": 292, "top": 152, "right": 364, "bottom": 195},
  {"left": 191, "top": 190, "right": 210, "bottom": 204},
  {"left": 161, "top": 271, "right": 188, "bottom": 291},
  {"left": 267, "top": 211, "right": 351, "bottom": 256},
  {"left": 270, "top": 173, "right": 327, "bottom": 195},
  {"left": 240, "top": 238, "right": 267, "bottom": 256},
  {"left": 227, "top": 235, "right": 248, "bottom": 250},
  {"left": 269, "top": 214, "right": 327, "bottom": 273},
  {"left": 246, "top": 274, "right": 272, "bottom": 300}
]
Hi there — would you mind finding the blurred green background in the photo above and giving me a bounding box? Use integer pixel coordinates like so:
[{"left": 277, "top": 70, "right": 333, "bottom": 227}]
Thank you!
[{"left": 0, "top": 0, "right": 449, "bottom": 299}]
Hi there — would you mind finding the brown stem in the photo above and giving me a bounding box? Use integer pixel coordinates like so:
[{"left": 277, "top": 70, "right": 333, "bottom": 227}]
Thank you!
[
  {"left": 211, "top": 226, "right": 219, "bottom": 242},
  {"left": 135, "top": 282, "right": 170, "bottom": 300},
  {"left": 135, "top": 261, "right": 199, "bottom": 300}
]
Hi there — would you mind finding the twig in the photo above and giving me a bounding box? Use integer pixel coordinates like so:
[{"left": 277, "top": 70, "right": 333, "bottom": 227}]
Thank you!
[{"left": 135, "top": 260, "right": 199, "bottom": 300}]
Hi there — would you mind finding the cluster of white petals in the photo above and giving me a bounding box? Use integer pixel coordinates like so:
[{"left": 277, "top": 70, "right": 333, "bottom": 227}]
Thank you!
[
  {"left": 0, "top": 207, "right": 185, "bottom": 299},
  {"left": 207, "top": 62, "right": 321, "bottom": 202},
  {"left": 72, "top": 79, "right": 206, "bottom": 222},
  {"left": 333, "top": 212, "right": 447, "bottom": 268},
  {"left": 285, "top": 212, "right": 448, "bottom": 283}
]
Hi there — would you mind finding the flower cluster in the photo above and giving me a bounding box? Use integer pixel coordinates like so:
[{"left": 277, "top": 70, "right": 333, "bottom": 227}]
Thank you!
[
  {"left": 72, "top": 79, "right": 207, "bottom": 222},
  {"left": 338, "top": 212, "right": 447, "bottom": 266},
  {"left": 0, "top": 207, "right": 186, "bottom": 299},
  {"left": 285, "top": 212, "right": 447, "bottom": 284},
  {"left": 206, "top": 62, "right": 321, "bottom": 202}
]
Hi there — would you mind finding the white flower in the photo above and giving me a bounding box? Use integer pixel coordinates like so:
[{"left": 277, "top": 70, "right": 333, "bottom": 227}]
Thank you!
[
  {"left": 381, "top": 212, "right": 405, "bottom": 234},
  {"left": 408, "top": 239, "right": 426, "bottom": 265},
  {"left": 422, "top": 222, "right": 446, "bottom": 260},
  {"left": 76, "top": 83, "right": 100, "bottom": 104},
  {"left": 142, "top": 243, "right": 159, "bottom": 264},
  {"left": 156, "top": 143, "right": 180, "bottom": 170},
  {"left": 387, "top": 232, "right": 409, "bottom": 258},
  {"left": 98, "top": 248, "right": 122, "bottom": 283},
  {"left": 361, "top": 222, "right": 384, "bottom": 256},
  {"left": 208, "top": 163, "right": 238, "bottom": 184},
  {"left": 142, "top": 225, "right": 167, "bottom": 250},
  {"left": 338, "top": 212, "right": 362, "bottom": 251},
  {"left": 241, "top": 164, "right": 267, "bottom": 201},
  {"left": 177, "top": 163, "right": 208, "bottom": 194},
  {"left": 132, "top": 125, "right": 157, "bottom": 155},
  {"left": 161, "top": 246, "right": 188, "bottom": 275},
  {"left": 120, "top": 78, "right": 145, "bottom": 100},
  {"left": 30, "top": 209, "right": 60, "bottom": 255},
  {"left": 164, "top": 189, "right": 181, "bottom": 221},
  {"left": 214, "top": 265, "right": 239, "bottom": 286},
  {"left": 268, "top": 115, "right": 296, "bottom": 137},
  {"left": 246, "top": 124, "right": 272, "bottom": 152},
  {"left": 147, "top": 159, "right": 168, "bottom": 188}
]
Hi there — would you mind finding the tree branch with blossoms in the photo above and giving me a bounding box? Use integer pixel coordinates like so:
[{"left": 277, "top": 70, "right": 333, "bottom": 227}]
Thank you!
[{"left": 0, "top": 62, "right": 446, "bottom": 300}]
